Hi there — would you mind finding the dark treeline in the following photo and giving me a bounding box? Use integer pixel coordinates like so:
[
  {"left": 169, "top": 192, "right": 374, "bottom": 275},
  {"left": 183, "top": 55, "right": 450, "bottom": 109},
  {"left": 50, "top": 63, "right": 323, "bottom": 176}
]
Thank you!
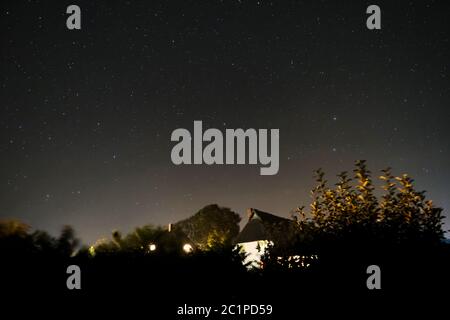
[{"left": 1, "top": 161, "right": 449, "bottom": 314}]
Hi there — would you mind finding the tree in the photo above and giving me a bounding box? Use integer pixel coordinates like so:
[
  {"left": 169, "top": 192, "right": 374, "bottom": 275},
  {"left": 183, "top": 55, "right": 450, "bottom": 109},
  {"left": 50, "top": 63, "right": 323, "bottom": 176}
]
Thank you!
[
  {"left": 57, "top": 225, "right": 80, "bottom": 257},
  {"left": 0, "top": 219, "right": 30, "bottom": 238},
  {"left": 88, "top": 225, "right": 168, "bottom": 256},
  {"left": 294, "top": 161, "right": 444, "bottom": 245},
  {"left": 122, "top": 225, "right": 165, "bottom": 253},
  {"left": 0, "top": 219, "right": 33, "bottom": 255},
  {"left": 175, "top": 204, "right": 241, "bottom": 250}
]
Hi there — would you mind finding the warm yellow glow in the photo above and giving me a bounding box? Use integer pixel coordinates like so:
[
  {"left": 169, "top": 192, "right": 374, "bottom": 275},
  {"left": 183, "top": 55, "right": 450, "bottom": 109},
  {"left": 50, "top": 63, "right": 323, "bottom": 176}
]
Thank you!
[
  {"left": 183, "top": 243, "right": 193, "bottom": 253},
  {"left": 149, "top": 243, "right": 156, "bottom": 251},
  {"left": 88, "top": 245, "right": 96, "bottom": 256}
]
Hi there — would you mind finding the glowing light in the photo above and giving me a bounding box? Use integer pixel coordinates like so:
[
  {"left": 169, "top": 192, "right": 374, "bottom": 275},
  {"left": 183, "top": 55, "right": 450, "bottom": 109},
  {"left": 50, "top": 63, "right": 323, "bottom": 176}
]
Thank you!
[
  {"left": 183, "top": 243, "right": 193, "bottom": 253},
  {"left": 237, "top": 240, "right": 272, "bottom": 269},
  {"left": 149, "top": 243, "right": 156, "bottom": 251},
  {"left": 88, "top": 246, "right": 96, "bottom": 256}
]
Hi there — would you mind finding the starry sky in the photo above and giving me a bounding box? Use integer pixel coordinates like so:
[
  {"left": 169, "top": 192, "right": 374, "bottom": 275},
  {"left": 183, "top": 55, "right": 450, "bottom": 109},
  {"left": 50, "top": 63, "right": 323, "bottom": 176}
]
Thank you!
[{"left": 1, "top": 0, "right": 449, "bottom": 244}]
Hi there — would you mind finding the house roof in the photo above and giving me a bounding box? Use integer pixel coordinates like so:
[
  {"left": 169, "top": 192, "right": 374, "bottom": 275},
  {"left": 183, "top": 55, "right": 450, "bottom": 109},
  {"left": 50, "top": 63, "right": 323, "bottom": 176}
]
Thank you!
[{"left": 234, "top": 208, "right": 293, "bottom": 244}]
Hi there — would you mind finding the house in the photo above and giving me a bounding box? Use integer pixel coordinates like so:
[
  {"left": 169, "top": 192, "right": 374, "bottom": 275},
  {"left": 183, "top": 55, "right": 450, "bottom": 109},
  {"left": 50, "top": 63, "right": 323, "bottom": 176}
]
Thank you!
[{"left": 234, "top": 208, "right": 296, "bottom": 268}]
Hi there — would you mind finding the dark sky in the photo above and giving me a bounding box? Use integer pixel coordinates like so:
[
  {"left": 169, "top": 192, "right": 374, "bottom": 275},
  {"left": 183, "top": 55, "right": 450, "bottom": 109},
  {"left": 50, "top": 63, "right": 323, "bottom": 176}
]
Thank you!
[{"left": 1, "top": 0, "right": 449, "bottom": 244}]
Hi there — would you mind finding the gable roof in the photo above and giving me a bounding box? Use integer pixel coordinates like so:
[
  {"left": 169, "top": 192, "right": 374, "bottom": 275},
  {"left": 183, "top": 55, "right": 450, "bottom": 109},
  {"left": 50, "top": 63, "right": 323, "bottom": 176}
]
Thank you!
[{"left": 235, "top": 208, "right": 293, "bottom": 244}]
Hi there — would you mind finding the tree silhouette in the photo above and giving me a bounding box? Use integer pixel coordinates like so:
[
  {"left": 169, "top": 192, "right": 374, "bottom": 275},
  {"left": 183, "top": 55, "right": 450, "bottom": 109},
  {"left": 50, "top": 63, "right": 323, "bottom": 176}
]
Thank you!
[
  {"left": 57, "top": 225, "right": 80, "bottom": 257},
  {"left": 175, "top": 204, "right": 241, "bottom": 250},
  {"left": 293, "top": 160, "right": 444, "bottom": 245}
]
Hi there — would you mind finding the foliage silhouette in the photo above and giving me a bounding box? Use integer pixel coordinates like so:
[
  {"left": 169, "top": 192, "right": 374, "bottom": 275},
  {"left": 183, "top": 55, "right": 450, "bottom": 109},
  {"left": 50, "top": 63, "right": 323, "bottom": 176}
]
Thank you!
[
  {"left": 0, "top": 165, "right": 448, "bottom": 309},
  {"left": 175, "top": 204, "right": 241, "bottom": 250}
]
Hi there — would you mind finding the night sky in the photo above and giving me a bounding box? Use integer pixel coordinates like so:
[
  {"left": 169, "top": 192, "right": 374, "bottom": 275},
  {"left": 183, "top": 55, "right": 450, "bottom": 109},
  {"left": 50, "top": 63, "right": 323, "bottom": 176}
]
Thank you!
[{"left": 1, "top": 1, "right": 449, "bottom": 244}]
